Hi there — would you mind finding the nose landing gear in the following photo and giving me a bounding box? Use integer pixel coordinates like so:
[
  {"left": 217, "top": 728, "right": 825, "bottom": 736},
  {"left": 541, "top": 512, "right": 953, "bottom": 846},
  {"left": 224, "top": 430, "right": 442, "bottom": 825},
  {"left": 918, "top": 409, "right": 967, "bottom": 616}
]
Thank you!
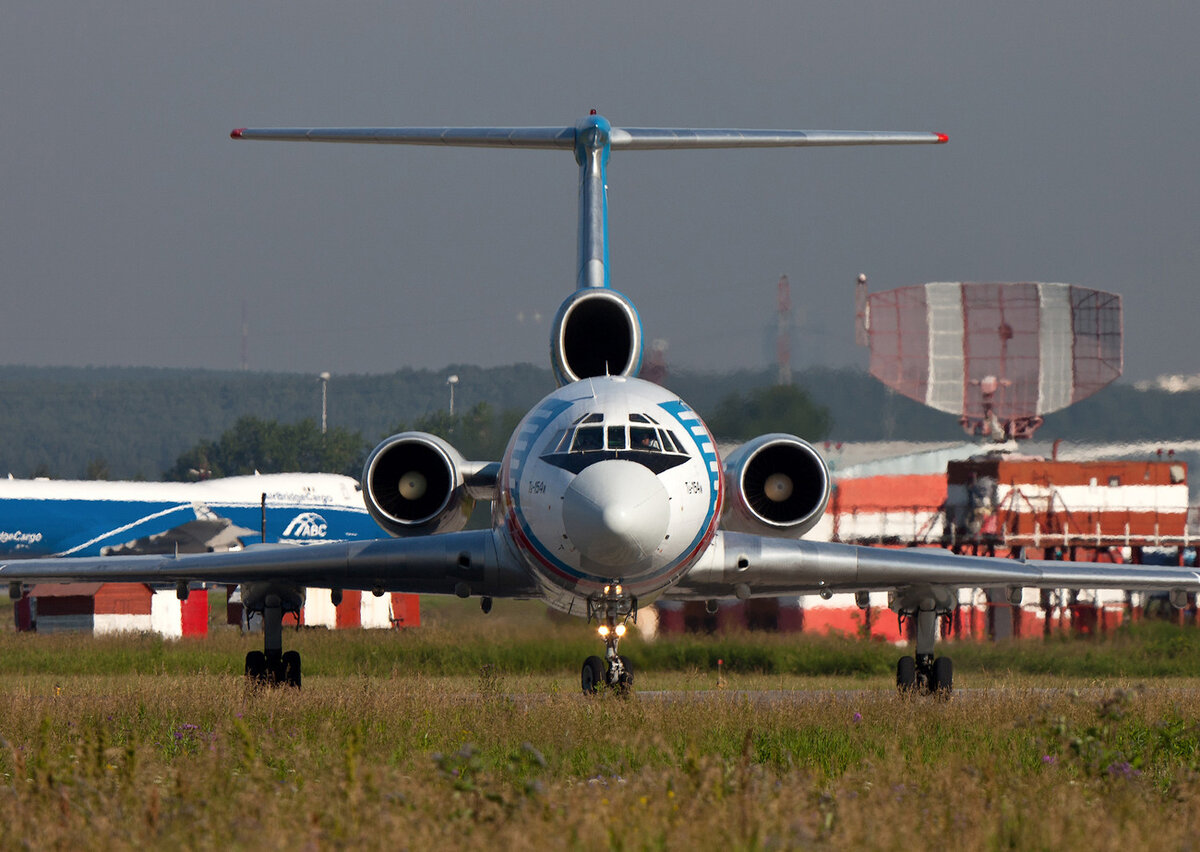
[{"left": 582, "top": 588, "right": 637, "bottom": 695}]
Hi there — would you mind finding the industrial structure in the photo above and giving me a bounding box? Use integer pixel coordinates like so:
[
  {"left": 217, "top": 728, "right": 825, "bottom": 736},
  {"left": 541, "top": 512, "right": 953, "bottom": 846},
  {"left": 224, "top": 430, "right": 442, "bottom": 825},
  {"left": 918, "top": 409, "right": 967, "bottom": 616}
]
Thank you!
[
  {"left": 855, "top": 277, "right": 1122, "bottom": 440},
  {"left": 660, "top": 278, "right": 1191, "bottom": 641}
]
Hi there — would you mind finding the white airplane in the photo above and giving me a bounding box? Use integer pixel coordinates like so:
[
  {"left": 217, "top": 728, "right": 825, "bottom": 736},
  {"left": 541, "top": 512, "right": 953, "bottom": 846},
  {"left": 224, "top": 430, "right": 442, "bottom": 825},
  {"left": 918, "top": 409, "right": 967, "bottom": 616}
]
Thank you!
[{"left": 4, "top": 113, "right": 1198, "bottom": 693}]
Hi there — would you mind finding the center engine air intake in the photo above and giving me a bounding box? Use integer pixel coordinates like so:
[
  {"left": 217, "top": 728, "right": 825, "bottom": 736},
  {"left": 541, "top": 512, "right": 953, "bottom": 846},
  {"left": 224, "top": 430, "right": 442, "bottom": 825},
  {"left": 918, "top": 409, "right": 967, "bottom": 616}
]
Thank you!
[
  {"left": 721, "top": 434, "right": 831, "bottom": 538},
  {"left": 550, "top": 288, "right": 643, "bottom": 386},
  {"left": 362, "top": 433, "right": 474, "bottom": 537}
]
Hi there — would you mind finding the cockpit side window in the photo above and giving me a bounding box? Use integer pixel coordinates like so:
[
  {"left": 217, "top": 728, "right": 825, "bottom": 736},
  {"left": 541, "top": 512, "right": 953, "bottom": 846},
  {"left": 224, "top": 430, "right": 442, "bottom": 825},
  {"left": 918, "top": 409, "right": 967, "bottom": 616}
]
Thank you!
[
  {"left": 662, "top": 430, "right": 685, "bottom": 453},
  {"left": 547, "top": 429, "right": 570, "bottom": 453},
  {"left": 607, "top": 426, "right": 626, "bottom": 450},
  {"left": 571, "top": 426, "right": 604, "bottom": 452},
  {"left": 630, "top": 426, "right": 661, "bottom": 452}
]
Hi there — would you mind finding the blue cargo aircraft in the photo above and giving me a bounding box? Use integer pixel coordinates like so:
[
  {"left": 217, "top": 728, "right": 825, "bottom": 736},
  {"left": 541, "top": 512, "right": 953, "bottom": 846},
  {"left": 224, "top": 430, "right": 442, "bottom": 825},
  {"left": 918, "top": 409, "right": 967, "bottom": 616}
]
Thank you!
[{"left": 0, "top": 473, "right": 378, "bottom": 557}]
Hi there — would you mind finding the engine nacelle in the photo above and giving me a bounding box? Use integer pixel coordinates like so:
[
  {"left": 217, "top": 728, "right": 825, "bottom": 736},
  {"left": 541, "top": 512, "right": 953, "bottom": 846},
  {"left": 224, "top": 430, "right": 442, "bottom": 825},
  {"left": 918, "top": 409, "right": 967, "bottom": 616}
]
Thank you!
[
  {"left": 721, "top": 434, "right": 831, "bottom": 538},
  {"left": 362, "top": 432, "right": 474, "bottom": 537},
  {"left": 550, "top": 288, "right": 643, "bottom": 386}
]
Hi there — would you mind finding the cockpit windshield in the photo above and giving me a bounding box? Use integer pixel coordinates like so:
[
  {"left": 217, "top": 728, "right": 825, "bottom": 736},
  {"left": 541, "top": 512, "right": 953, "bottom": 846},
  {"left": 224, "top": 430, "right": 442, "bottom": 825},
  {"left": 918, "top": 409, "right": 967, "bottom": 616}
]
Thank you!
[
  {"left": 541, "top": 411, "right": 690, "bottom": 474},
  {"left": 571, "top": 426, "right": 604, "bottom": 452}
]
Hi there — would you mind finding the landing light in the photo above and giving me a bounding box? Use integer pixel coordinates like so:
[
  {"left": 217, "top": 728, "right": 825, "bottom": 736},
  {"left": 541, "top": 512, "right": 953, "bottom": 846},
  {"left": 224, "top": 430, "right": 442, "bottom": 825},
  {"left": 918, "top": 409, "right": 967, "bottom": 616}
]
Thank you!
[
  {"left": 615, "top": 623, "right": 626, "bottom": 637},
  {"left": 598, "top": 625, "right": 610, "bottom": 637}
]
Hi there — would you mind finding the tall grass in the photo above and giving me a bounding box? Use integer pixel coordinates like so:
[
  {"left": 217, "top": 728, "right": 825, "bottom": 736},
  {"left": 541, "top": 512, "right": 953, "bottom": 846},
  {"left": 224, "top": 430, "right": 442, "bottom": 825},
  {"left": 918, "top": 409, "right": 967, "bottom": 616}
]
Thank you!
[
  {"left": 3, "top": 618, "right": 1200, "bottom": 846},
  {"left": 1, "top": 673, "right": 1199, "bottom": 848}
]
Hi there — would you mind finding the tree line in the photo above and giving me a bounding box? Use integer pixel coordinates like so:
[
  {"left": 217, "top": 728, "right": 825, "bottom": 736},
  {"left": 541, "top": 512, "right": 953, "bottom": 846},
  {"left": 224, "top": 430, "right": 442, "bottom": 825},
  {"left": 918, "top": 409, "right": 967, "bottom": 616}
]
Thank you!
[
  {"left": 157, "top": 383, "right": 831, "bottom": 481},
  {"left": 0, "top": 363, "right": 1194, "bottom": 480}
]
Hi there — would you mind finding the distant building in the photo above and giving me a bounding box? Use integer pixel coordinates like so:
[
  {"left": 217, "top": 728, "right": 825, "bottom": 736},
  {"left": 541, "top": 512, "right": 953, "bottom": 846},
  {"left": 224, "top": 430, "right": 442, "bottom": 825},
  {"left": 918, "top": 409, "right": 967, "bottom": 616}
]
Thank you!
[
  {"left": 1133, "top": 373, "right": 1200, "bottom": 393},
  {"left": 225, "top": 587, "right": 421, "bottom": 631},
  {"left": 18, "top": 583, "right": 208, "bottom": 638}
]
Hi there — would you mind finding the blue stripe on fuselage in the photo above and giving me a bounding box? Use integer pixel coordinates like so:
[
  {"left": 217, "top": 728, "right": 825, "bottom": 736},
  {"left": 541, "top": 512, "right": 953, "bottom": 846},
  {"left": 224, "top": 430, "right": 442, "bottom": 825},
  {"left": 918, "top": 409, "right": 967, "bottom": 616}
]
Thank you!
[{"left": 655, "top": 399, "right": 721, "bottom": 558}]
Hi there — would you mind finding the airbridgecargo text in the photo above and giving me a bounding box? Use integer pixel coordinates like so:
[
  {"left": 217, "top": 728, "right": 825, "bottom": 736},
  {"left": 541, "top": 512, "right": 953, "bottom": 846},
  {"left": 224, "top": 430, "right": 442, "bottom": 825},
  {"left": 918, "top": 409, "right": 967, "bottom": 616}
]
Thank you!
[{"left": 0, "top": 531, "right": 43, "bottom": 545}]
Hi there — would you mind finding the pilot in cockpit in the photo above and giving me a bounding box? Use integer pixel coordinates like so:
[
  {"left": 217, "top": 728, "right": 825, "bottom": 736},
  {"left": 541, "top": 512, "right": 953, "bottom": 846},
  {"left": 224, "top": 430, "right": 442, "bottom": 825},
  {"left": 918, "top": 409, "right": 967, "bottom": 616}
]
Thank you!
[{"left": 631, "top": 427, "right": 660, "bottom": 451}]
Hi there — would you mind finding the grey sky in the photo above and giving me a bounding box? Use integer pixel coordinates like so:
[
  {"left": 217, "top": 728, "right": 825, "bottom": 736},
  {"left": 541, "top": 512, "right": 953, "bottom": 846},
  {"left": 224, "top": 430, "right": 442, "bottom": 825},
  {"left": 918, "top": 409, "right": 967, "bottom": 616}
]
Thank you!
[{"left": 3, "top": 2, "right": 1197, "bottom": 382}]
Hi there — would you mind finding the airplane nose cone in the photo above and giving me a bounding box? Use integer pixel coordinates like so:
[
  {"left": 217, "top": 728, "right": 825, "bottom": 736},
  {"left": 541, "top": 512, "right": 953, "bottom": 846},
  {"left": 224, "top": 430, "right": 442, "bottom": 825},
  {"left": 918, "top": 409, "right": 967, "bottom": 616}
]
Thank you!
[{"left": 562, "top": 460, "right": 670, "bottom": 569}]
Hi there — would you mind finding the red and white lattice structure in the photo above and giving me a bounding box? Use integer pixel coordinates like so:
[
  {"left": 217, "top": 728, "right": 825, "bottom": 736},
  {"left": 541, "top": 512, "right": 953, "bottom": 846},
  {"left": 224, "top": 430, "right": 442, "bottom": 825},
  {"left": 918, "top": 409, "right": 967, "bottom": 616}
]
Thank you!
[
  {"left": 856, "top": 279, "right": 1122, "bottom": 439},
  {"left": 945, "top": 458, "right": 1189, "bottom": 550}
]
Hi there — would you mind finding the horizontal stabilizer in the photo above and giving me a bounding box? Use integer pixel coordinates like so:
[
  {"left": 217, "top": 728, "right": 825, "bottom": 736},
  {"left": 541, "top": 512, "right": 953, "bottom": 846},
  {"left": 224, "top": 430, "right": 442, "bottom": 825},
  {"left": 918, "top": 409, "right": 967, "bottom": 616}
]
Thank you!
[
  {"left": 231, "top": 127, "right": 576, "bottom": 148},
  {"left": 231, "top": 125, "right": 947, "bottom": 149},
  {"left": 612, "top": 128, "right": 947, "bottom": 149}
]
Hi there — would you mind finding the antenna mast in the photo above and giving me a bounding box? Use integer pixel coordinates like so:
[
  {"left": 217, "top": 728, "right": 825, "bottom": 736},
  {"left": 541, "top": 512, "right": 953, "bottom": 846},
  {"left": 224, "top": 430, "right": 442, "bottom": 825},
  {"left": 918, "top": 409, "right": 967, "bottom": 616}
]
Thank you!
[{"left": 776, "top": 275, "right": 792, "bottom": 385}]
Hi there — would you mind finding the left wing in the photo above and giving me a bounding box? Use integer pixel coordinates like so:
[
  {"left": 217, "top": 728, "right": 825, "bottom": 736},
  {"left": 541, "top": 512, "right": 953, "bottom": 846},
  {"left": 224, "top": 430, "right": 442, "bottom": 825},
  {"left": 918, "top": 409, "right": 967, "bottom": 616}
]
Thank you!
[
  {"left": 0, "top": 530, "right": 539, "bottom": 599},
  {"left": 667, "top": 532, "right": 1200, "bottom": 599}
]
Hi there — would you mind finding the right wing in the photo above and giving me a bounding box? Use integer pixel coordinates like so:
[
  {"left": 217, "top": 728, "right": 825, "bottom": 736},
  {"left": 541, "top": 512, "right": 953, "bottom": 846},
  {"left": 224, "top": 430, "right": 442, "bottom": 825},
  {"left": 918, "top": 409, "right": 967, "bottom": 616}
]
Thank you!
[
  {"left": 667, "top": 532, "right": 1200, "bottom": 600},
  {"left": 0, "top": 530, "right": 539, "bottom": 599}
]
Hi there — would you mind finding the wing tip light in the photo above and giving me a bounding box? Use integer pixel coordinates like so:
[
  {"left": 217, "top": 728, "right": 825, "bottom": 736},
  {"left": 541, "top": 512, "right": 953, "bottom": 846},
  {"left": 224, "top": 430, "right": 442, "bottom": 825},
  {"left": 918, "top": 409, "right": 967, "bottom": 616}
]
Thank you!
[
  {"left": 935, "top": 133, "right": 949, "bottom": 144},
  {"left": 230, "top": 128, "right": 245, "bottom": 139}
]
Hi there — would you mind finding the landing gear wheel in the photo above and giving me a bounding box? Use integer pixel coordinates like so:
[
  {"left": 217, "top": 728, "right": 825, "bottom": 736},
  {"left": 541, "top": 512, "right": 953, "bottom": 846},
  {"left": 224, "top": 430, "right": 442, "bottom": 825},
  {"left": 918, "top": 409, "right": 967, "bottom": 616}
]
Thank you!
[
  {"left": 613, "top": 655, "right": 634, "bottom": 694},
  {"left": 896, "top": 655, "right": 916, "bottom": 692},
  {"left": 931, "top": 656, "right": 953, "bottom": 695},
  {"left": 245, "top": 650, "right": 267, "bottom": 682},
  {"left": 281, "top": 650, "right": 302, "bottom": 688},
  {"left": 581, "top": 655, "right": 606, "bottom": 695}
]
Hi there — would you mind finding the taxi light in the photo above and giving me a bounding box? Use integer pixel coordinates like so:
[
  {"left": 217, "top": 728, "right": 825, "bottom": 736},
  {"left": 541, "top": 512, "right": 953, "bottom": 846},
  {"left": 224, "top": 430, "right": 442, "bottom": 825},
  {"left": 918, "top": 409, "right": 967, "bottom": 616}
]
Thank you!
[
  {"left": 615, "top": 585, "right": 623, "bottom": 595},
  {"left": 603, "top": 585, "right": 611, "bottom": 594},
  {"left": 615, "top": 623, "right": 626, "bottom": 637},
  {"left": 598, "top": 625, "right": 610, "bottom": 637}
]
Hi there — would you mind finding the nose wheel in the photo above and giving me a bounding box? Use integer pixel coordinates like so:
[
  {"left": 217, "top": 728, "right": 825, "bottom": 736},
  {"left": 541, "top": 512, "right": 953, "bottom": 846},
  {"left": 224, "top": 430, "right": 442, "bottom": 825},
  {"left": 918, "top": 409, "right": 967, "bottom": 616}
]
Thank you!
[
  {"left": 580, "top": 647, "right": 634, "bottom": 695},
  {"left": 582, "top": 656, "right": 605, "bottom": 692}
]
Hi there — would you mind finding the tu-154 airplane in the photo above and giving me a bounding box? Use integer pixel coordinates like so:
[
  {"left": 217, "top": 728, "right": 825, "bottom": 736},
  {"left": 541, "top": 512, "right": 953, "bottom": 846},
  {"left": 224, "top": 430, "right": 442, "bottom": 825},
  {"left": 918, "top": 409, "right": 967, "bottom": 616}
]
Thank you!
[{"left": 4, "top": 112, "right": 1198, "bottom": 694}]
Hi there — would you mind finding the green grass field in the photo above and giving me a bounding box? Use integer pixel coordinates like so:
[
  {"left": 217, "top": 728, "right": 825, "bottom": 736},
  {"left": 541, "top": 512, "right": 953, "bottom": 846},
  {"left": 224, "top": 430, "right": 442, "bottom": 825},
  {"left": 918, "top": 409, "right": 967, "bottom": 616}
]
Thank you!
[{"left": 3, "top": 604, "right": 1200, "bottom": 849}]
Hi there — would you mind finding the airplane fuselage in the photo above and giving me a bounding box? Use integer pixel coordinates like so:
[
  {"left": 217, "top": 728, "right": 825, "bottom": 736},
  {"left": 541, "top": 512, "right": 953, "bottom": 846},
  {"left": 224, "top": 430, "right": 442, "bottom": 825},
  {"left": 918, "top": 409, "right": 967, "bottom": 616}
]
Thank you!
[
  {"left": 495, "top": 376, "right": 723, "bottom": 614},
  {"left": 0, "top": 473, "right": 377, "bottom": 557}
]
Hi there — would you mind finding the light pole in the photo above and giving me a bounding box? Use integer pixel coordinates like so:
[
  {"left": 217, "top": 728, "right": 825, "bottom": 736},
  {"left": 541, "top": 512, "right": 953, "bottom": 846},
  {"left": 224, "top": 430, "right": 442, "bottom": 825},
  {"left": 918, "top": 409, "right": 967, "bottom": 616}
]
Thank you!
[
  {"left": 319, "top": 372, "right": 330, "bottom": 434},
  {"left": 447, "top": 374, "right": 459, "bottom": 416}
]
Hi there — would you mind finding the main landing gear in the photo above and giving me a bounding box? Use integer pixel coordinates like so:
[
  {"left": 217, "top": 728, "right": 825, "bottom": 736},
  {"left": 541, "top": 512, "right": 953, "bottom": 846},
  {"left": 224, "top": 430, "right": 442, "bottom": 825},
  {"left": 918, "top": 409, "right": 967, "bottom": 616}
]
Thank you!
[
  {"left": 242, "top": 585, "right": 304, "bottom": 688},
  {"left": 582, "top": 586, "right": 636, "bottom": 695},
  {"left": 895, "top": 602, "right": 953, "bottom": 696}
]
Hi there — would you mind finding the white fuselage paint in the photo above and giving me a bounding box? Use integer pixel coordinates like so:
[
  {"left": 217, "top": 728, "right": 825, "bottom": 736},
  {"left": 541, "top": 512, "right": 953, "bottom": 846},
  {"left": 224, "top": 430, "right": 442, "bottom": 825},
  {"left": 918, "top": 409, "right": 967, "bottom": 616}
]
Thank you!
[{"left": 495, "top": 376, "right": 723, "bottom": 616}]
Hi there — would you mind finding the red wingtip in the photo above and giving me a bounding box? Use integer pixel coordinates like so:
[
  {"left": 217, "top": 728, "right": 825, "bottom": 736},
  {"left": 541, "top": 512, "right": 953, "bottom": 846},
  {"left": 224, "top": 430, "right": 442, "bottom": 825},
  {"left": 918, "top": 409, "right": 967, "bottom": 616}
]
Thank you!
[
  {"left": 230, "top": 128, "right": 245, "bottom": 139},
  {"left": 935, "top": 133, "right": 949, "bottom": 144}
]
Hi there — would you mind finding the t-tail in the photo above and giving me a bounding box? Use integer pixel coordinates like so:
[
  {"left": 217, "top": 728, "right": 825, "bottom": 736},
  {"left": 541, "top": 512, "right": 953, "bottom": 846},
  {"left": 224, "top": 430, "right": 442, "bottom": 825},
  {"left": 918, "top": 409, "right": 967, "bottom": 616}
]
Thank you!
[{"left": 232, "top": 113, "right": 946, "bottom": 385}]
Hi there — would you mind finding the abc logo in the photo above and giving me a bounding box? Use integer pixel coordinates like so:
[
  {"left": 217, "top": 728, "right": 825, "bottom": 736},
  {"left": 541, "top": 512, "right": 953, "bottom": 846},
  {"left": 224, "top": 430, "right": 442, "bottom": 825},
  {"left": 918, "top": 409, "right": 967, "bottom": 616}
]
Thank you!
[{"left": 281, "top": 512, "right": 329, "bottom": 539}]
